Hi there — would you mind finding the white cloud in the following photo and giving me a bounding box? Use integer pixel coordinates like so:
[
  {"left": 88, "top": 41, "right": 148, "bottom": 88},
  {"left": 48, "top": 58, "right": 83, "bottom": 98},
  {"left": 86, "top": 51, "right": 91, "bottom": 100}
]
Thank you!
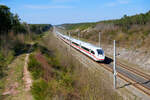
[
  {"left": 24, "top": 5, "right": 74, "bottom": 9},
  {"left": 52, "top": 0, "right": 70, "bottom": 2},
  {"left": 105, "top": 0, "right": 130, "bottom": 7},
  {"left": 105, "top": 2, "right": 117, "bottom": 7},
  {"left": 117, "top": 0, "right": 130, "bottom": 4},
  {"left": 52, "top": 0, "right": 78, "bottom": 3}
]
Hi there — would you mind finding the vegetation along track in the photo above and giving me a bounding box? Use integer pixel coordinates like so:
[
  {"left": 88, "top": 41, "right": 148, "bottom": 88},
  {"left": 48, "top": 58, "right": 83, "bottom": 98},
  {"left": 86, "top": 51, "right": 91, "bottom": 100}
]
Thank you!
[{"left": 55, "top": 31, "right": 150, "bottom": 96}]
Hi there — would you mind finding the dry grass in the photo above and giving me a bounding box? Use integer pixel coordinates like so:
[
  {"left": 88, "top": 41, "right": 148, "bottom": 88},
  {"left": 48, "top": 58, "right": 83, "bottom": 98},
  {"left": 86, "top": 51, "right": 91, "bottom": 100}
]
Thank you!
[
  {"left": 65, "top": 22, "right": 150, "bottom": 50},
  {"left": 37, "top": 32, "right": 123, "bottom": 100}
]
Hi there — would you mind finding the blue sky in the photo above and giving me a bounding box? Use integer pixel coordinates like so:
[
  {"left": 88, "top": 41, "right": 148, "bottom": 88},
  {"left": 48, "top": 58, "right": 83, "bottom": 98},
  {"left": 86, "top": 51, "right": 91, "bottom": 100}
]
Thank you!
[{"left": 0, "top": 0, "right": 150, "bottom": 25}]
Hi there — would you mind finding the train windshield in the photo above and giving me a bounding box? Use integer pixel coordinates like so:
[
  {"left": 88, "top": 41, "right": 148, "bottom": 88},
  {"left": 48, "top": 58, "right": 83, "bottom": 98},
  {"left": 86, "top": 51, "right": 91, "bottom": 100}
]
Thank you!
[{"left": 97, "top": 49, "right": 103, "bottom": 55}]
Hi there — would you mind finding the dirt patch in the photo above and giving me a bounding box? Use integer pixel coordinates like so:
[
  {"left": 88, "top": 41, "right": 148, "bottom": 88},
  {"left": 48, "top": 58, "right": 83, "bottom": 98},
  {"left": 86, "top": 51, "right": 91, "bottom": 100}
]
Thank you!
[
  {"left": 2, "top": 82, "right": 19, "bottom": 96},
  {"left": 23, "top": 54, "right": 32, "bottom": 91},
  {"left": 35, "top": 52, "right": 52, "bottom": 81}
]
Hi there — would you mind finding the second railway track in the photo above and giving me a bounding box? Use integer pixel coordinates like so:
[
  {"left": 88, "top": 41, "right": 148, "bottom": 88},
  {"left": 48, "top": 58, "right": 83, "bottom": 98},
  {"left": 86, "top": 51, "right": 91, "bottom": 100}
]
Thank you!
[
  {"left": 117, "top": 61, "right": 150, "bottom": 80},
  {"left": 106, "top": 54, "right": 150, "bottom": 80}
]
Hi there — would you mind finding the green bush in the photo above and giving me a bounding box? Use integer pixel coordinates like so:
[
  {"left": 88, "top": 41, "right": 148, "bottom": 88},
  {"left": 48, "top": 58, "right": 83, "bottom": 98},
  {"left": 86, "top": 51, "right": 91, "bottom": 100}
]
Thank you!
[
  {"left": 0, "top": 51, "right": 6, "bottom": 78},
  {"left": 60, "top": 73, "right": 73, "bottom": 91},
  {"left": 31, "top": 79, "right": 52, "bottom": 100},
  {"left": 0, "top": 51, "right": 5, "bottom": 64},
  {"left": 29, "top": 24, "right": 52, "bottom": 34},
  {"left": 28, "top": 55, "right": 43, "bottom": 79}
]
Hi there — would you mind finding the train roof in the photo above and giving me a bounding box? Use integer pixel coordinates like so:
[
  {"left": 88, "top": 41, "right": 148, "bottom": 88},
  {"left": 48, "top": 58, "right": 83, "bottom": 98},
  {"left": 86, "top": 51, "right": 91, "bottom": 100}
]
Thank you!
[
  {"left": 57, "top": 31, "right": 102, "bottom": 50},
  {"left": 71, "top": 38, "right": 101, "bottom": 50}
]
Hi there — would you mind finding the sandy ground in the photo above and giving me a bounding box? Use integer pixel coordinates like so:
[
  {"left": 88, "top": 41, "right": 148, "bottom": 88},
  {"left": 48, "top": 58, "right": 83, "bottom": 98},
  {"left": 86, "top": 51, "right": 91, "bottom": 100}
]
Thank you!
[{"left": 35, "top": 52, "right": 52, "bottom": 81}]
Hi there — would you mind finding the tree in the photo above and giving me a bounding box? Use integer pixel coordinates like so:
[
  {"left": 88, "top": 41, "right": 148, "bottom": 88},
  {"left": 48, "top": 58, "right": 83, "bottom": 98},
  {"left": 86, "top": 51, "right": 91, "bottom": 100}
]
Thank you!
[
  {"left": 0, "top": 5, "right": 12, "bottom": 35},
  {"left": 123, "top": 14, "right": 128, "bottom": 19},
  {"left": 12, "top": 14, "right": 21, "bottom": 34}
]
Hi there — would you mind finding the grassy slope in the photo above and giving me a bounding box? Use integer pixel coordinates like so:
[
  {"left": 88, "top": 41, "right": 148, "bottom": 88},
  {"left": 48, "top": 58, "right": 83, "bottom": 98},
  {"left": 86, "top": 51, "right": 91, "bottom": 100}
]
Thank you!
[
  {"left": 27, "top": 38, "right": 79, "bottom": 99},
  {"left": 27, "top": 31, "right": 123, "bottom": 100}
]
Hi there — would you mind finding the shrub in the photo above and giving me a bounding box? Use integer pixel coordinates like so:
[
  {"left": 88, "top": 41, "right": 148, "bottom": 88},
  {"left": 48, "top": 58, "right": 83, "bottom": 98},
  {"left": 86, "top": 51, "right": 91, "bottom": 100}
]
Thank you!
[
  {"left": 28, "top": 54, "right": 43, "bottom": 79},
  {"left": 31, "top": 79, "right": 52, "bottom": 100},
  {"left": 61, "top": 73, "right": 73, "bottom": 91}
]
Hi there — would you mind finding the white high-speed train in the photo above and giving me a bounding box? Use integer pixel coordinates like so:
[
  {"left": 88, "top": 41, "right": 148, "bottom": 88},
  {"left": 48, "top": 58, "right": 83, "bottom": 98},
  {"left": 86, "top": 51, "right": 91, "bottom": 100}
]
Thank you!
[{"left": 56, "top": 31, "right": 105, "bottom": 62}]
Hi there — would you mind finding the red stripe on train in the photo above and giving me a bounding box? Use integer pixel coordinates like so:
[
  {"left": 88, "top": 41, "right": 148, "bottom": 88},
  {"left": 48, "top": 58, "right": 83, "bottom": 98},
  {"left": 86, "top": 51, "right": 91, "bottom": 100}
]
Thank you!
[{"left": 58, "top": 35, "right": 104, "bottom": 61}]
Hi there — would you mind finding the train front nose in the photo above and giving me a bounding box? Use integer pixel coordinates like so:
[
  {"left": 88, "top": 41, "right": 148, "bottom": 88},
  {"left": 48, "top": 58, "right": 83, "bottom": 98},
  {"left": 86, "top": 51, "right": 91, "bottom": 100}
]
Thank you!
[
  {"left": 96, "top": 54, "right": 105, "bottom": 61},
  {"left": 99, "top": 55, "right": 105, "bottom": 60},
  {"left": 96, "top": 49, "right": 105, "bottom": 61}
]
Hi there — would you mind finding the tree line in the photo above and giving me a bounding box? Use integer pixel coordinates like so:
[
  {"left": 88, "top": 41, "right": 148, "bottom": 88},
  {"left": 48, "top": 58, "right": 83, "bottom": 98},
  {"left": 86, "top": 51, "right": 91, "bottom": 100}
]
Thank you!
[
  {"left": 63, "top": 10, "right": 150, "bottom": 31},
  {"left": 0, "top": 5, "right": 52, "bottom": 36},
  {"left": 0, "top": 5, "right": 52, "bottom": 78},
  {"left": 101, "top": 11, "right": 150, "bottom": 30}
]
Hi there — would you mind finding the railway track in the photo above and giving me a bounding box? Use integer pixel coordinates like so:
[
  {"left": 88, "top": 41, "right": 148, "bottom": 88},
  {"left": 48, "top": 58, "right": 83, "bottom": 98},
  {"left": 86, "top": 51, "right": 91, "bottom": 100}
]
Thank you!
[
  {"left": 100, "top": 63, "right": 150, "bottom": 96},
  {"left": 54, "top": 31, "right": 150, "bottom": 97},
  {"left": 117, "top": 62, "right": 150, "bottom": 80},
  {"left": 103, "top": 55, "right": 150, "bottom": 96},
  {"left": 106, "top": 55, "right": 150, "bottom": 80}
]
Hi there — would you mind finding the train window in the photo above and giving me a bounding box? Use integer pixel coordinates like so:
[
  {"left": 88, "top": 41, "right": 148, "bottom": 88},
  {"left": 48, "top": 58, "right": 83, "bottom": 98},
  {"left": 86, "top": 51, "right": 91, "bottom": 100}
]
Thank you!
[
  {"left": 97, "top": 49, "right": 103, "bottom": 55},
  {"left": 81, "top": 46, "right": 89, "bottom": 51},
  {"left": 91, "top": 51, "right": 95, "bottom": 54},
  {"left": 72, "top": 42, "right": 79, "bottom": 46}
]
